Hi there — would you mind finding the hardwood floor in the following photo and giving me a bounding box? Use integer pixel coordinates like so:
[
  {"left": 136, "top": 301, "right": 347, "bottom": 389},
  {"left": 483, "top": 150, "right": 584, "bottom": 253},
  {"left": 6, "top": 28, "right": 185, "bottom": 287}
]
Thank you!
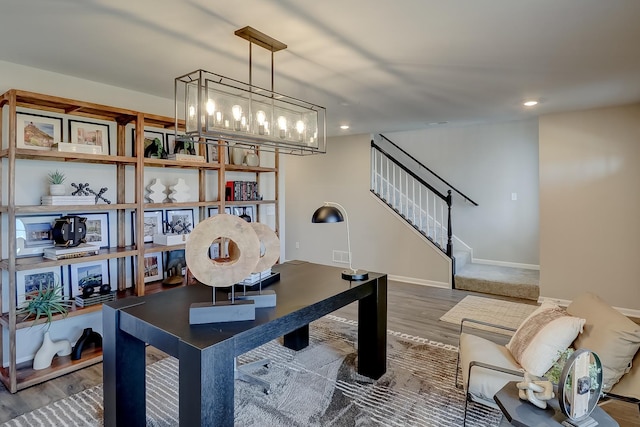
[{"left": 0, "top": 281, "right": 638, "bottom": 425}]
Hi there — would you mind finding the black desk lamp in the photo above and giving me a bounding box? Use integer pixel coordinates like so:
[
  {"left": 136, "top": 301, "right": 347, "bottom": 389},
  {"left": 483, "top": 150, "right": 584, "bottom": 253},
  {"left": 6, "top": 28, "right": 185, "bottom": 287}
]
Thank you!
[{"left": 312, "top": 202, "right": 369, "bottom": 281}]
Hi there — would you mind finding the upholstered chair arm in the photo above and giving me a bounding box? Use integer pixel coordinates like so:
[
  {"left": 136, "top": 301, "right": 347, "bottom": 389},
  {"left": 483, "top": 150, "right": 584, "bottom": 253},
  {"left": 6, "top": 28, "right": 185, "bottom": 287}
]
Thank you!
[{"left": 459, "top": 317, "right": 518, "bottom": 336}]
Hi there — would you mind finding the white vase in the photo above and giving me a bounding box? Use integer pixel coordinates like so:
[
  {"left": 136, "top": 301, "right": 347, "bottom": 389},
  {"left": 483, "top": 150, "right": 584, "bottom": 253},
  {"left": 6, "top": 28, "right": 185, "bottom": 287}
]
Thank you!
[
  {"left": 168, "top": 178, "right": 190, "bottom": 203},
  {"left": 232, "top": 146, "right": 245, "bottom": 165},
  {"left": 245, "top": 150, "right": 259, "bottom": 167},
  {"left": 33, "top": 331, "right": 72, "bottom": 370},
  {"left": 49, "top": 184, "right": 65, "bottom": 196},
  {"left": 146, "top": 178, "right": 166, "bottom": 203}
]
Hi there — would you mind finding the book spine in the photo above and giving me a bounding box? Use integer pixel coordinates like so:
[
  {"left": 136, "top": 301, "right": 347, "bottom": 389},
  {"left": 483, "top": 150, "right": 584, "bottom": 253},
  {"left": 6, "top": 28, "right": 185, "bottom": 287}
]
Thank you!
[
  {"left": 44, "top": 250, "right": 99, "bottom": 260},
  {"left": 225, "top": 181, "right": 234, "bottom": 201}
]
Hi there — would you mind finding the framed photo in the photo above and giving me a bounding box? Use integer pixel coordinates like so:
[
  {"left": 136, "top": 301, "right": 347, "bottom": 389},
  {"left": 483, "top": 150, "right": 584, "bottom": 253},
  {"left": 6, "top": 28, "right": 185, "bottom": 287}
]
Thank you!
[
  {"left": 17, "top": 266, "right": 63, "bottom": 306},
  {"left": 233, "top": 206, "right": 255, "bottom": 223},
  {"left": 164, "top": 249, "right": 186, "bottom": 278},
  {"left": 132, "top": 210, "right": 164, "bottom": 243},
  {"left": 140, "top": 252, "right": 163, "bottom": 283},
  {"left": 206, "top": 141, "right": 219, "bottom": 162},
  {"left": 16, "top": 215, "right": 60, "bottom": 257},
  {"left": 207, "top": 207, "right": 231, "bottom": 217},
  {"left": 70, "top": 260, "right": 110, "bottom": 298},
  {"left": 167, "top": 134, "right": 198, "bottom": 156},
  {"left": 68, "top": 119, "right": 111, "bottom": 154},
  {"left": 77, "top": 212, "right": 110, "bottom": 248},
  {"left": 16, "top": 112, "right": 62, "bottom": 150},
  {"left": 165, "top": 209, "right": 194, "bottom": 234},
  {"left": 131, "top": 128, "right": 166, "bottom": 158}
]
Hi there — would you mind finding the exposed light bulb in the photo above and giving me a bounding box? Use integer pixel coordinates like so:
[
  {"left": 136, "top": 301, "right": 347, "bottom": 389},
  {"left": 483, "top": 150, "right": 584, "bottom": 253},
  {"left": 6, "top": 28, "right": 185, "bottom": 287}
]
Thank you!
[
  {"left": 206, "top": 99, "right": 215, "bottom": 115},
  {"left": 296, "top": 120, "right": 305, "bottom": 133},
  {"left": 256, "top": 110, "right": 266, "bottom": 135},
  {"left": 277, "top": 116, "right": 287, "bottom": 138},
  {"left": 215, "top": 111, "right": 222, "bottom": 124},
  {"left": 232, "top": 105, "right": 243, "bottom": 120},
  {"left": 232, "top": 105, "right": 243, "bottom": 130},
  {"left": 188, "top": 105, "right": 196, "bottom": 118}
]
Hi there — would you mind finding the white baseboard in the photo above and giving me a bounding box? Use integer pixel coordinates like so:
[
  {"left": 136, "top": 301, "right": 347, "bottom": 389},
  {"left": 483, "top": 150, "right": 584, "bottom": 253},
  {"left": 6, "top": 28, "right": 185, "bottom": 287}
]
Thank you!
[
  {"left": 388, "top": 274, "right": 450, "bottom": 289},
  {"left": 472, "top": 258, "right": 540, "bottom": 270},
  {"left": 538, "top": 296, "right": 640, "bottom": 319}
]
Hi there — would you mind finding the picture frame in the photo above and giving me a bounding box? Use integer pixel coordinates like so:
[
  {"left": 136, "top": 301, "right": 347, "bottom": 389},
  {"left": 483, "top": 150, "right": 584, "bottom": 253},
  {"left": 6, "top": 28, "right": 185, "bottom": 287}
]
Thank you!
[
  {"left": 165, "top": 209, "right": 194, "bottom": 234},
  {"left": 164, "top": 249, "right": 186, "bottom": 278},
  {"left": 140, "top": 252, "right": 163, "bottom": 283},
  {"left": 16, "top": 266, "right": 63, "bottom": 306},
  {"left": 167, "top": 134, "right": 198, "bottom": 156},
  {"left": 206, "top": 141, "right": 219, "bottom": 162},
  {"left": 68, "top": 119, "right": 111, "bottom": 154},
  {"left": 16, "top": 112, "right": 62, "bottom": 150},
  {"left": 69, "top": 260, "right": 110, "bottom": 298},
  {"left": 207, "top": 207, "right": 231, "bottom": 217},
  {"left": 132, "top": 210, "right": 164, "bottom": 243},
  {"left": 131, "top": 128, "right": 166, "bottom": 158},
  {"left": 233, "top": 206, "right": 255, "bottom": 223},
  {"left": 77, "top": 212, "right": 110, "bottom": 248},
  {"left": 15, "top": 215, "right": 60, "bottom": 257}
]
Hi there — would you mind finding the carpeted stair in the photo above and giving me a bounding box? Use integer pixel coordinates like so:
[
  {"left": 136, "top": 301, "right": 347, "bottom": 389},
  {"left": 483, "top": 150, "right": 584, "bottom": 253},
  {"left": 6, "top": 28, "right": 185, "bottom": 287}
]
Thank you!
[{"left": 454, "top": 263, "right": 539, "bottom": 301}]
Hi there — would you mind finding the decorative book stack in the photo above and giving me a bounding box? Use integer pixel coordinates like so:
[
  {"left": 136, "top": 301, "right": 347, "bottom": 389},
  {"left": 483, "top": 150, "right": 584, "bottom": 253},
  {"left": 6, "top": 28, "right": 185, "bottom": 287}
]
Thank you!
[
  {"left": 74, "top": 291, "right": 116, "bottom": 307},
  {"left": 43, "top": 243, "right": 100, "bottom": 260},
  {"left": 167, "top": 153, "right": 206, "bottom": 162},
  {"left": 41, "top": 195, "right": 95, "bottom": 206},
  {"left": 53, "top": 143, "right": 103, "bottom": 155}
]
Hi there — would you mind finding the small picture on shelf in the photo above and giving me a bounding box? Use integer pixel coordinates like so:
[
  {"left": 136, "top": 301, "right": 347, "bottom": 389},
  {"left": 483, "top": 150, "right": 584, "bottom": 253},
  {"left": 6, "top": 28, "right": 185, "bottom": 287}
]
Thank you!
[
  {"left": 77, "top": 212, "right": 110, "bottom": 248},
  {"left": 68, "top": 119, "right": 111, "bottom": 154},
  {"left": 165, "top": 249, "right": 186, "bottom": 278},
  {"left": 141, "top": 252, "right": 163, "bottom": 283},
  {"left": 131, "top": 128, "right": 166, "bottom": 159},
  {"left": 233, "top": 206, "right": 255, "bottom": 223},
  {"left": 70, "top": 260, "right": 110, "bottom": 298},
  {"left": 16, "top": 215, "right": 60, "bottom": 257},
  {"left": 165, "top": 209, "right": 194, "bottom": 234},
  {"left": 132, "top": 210, "right": 164, "bottom": 243},
  {"left": 207, "top": 207, "right": 231, "bottom": 217},
  {"left": 16, "top": 112, "right": 62, "bottom": 150},
  {"left": 167, "top": 134, "right": 198, "bottom": 155},
  {"left": 206, "top": 140, "right": 221, "bottom": 162},
  {"left": 17, "top": 266, "right": 63, "bottom": 306}
]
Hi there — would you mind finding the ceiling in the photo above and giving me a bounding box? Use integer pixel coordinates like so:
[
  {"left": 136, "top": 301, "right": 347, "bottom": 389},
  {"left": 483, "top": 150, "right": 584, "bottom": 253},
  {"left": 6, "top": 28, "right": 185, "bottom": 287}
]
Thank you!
[{"left": 1, "top": 0, "right": 639, "bottom": 137}]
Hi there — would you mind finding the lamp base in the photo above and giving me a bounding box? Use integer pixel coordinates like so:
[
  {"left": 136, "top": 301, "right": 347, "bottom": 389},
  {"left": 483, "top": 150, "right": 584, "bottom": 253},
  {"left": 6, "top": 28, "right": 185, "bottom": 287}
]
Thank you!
[{"left": 342, "top": 269, "right": 369, "bottom": 281}]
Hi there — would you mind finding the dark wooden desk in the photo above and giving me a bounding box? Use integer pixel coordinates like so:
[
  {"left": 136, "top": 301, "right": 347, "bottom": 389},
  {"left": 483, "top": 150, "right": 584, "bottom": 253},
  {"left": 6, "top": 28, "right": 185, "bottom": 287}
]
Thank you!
[
  {"left": 495, "top": 382, "right": 619, "bottom": 426},
  {"left": 103, "top": 261, "right": 387, "bottom": 427}
]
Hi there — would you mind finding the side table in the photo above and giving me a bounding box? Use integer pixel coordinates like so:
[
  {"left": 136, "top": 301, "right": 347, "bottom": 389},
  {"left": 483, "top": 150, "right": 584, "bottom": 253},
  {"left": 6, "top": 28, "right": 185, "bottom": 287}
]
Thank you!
[{"left": 494, "top": 381, "right": 619, "bottom": 426}]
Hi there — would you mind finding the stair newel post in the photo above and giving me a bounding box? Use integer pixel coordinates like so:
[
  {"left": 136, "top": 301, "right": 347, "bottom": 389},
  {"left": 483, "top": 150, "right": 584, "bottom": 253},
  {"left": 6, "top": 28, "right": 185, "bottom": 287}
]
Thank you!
[{"left": 446, "top": 190, "right": 453, "bottom": 258}]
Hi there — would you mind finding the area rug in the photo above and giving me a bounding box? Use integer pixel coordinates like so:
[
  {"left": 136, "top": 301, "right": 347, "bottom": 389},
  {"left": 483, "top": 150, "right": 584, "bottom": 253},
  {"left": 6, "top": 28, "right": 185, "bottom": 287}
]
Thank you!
[
  {"left": 439, "top": 295, "right": 538, "bottom": 335},
  {"left": 2, "top": 315, "right": 502, "bottom": 427}
]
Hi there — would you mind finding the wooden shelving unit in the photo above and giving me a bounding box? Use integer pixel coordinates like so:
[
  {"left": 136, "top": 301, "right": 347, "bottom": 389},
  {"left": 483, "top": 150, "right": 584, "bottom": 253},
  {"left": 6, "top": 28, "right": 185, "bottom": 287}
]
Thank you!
[{"left": 0, "top": 89, "right": 279, "bottom": 393}]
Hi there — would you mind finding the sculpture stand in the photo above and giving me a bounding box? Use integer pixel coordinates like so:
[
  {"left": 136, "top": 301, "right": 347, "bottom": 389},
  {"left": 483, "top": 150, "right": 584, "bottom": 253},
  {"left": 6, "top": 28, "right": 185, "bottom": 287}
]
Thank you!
[
  {"left": 190, "top": 287, "right": 255, "bottom": 324},
  {"left": 231, "top": 278, "right": 276, "bottom": 308}
]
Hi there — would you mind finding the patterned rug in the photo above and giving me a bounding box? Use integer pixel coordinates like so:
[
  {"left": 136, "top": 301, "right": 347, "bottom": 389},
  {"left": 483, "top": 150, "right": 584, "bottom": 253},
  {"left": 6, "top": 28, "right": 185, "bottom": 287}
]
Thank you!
[
  {"left": 2, "top": 315, "right": 502, "bottom": 427},
  {"left": 439, "top": 295, "right": 538, "bottom": 334}
]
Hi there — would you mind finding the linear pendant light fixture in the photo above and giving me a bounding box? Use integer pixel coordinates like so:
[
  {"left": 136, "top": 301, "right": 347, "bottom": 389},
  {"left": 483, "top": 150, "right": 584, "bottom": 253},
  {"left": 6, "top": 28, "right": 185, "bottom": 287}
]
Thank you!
[{"left": 174, "top": 26, "right": 327, "bottom": 155}]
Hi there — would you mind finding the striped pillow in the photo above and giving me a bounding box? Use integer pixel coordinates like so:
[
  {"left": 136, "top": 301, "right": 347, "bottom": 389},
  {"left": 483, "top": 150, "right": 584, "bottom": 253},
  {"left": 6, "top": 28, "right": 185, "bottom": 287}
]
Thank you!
[{"left": 506, "top": 301, "right": 585, "bottom": 376}]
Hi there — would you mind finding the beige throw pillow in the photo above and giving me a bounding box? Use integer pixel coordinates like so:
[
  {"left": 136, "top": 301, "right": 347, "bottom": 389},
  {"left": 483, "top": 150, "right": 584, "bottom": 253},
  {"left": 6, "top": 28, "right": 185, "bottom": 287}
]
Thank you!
[
  {"left": 567, "top": 292, "right": 640, "bottom": 392},
  {"left": 506, "top": 301, "right": 585, "bottom": 377}
]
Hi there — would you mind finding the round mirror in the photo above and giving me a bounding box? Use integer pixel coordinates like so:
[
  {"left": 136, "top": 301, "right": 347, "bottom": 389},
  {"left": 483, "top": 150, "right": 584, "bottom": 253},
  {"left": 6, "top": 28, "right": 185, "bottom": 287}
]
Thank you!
[{"left": 557, "top": 348, "right": 603, "bottom": 422}]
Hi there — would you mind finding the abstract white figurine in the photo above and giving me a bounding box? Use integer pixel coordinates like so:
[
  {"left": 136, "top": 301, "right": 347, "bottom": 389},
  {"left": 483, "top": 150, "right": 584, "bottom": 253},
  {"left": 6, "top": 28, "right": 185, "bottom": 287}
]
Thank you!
[
  {"left": 146, "top": 178, "right": 166, "bottom": 203},
  {"left": 169, "top": 178, "right": 190, "bottom": 203},
  {"left": 33, "top": 331, "right": 72, "bottom": 370}
]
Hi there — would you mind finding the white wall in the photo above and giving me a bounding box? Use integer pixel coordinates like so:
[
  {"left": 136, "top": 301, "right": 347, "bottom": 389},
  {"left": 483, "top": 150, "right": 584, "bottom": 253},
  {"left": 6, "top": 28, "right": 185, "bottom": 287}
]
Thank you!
[
  {"left": 385, "top": 119, "right": 540, "bottom": 266},
  {"left": 284, "top": 134, "right": 451, "bottom": 286},
  {"left": 539, "top": 104, "right": 640, "bottom": 309}
]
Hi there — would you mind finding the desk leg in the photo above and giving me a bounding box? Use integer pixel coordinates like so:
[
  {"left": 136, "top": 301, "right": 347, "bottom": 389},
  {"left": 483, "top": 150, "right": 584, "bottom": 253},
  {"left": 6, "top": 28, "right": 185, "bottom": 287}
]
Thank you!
[
  {"left": 357, "top": 275, "right": 387, "bottom": 379},
  {"left": 284, "top": 324, "right": 309, "bottom": 351},
  {"left": 103, "top": 304, "right": 146, "bottom": 427},
  {"left": 179, "top": 339, "right": 235, "bottom": 427}
]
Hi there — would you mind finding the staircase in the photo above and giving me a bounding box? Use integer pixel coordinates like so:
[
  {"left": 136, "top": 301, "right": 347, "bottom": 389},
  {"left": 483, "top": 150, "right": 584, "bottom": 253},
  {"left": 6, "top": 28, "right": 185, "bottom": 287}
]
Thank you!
[{"left": 371, "top": 134, "right": 539, "bottom": 300}]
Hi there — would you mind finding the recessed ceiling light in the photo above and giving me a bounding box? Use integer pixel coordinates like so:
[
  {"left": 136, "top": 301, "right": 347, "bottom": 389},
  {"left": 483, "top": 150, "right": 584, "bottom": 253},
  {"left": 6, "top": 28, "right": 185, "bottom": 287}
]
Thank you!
[
  {"left": 523, "top": 100, "right": 538, "bottom": 107},
  {"left": 340, "top": 125, "right": 349, "bottom": 130}
]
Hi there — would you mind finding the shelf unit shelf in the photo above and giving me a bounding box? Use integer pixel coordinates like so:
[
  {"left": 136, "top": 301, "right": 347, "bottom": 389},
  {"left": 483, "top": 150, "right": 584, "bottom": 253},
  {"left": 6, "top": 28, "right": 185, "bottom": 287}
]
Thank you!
[{"left": 0, "top": 88, "right": 280, "bottom": 393}]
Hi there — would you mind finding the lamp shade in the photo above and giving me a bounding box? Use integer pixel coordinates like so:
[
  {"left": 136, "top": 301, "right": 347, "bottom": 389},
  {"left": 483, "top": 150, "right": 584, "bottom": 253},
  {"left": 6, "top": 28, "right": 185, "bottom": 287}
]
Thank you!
[{"left": 311, "top": 205, "right": 344, "bottom": 223}]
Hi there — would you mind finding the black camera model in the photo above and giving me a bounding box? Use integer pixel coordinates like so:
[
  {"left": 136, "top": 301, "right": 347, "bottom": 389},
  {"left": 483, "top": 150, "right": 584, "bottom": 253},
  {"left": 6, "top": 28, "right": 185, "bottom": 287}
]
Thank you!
[{"left": 52, "top": 215, "right": 87, "bottom": 247}]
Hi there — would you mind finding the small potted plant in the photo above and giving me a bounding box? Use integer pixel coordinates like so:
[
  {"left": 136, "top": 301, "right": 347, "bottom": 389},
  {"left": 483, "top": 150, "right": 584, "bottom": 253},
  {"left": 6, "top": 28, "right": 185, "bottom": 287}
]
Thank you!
[
  {"left": 17, "top": 282, "right": 72, "bottom": 328},
  {"left": 47, "top": 170, "right": 66, "bottom": 196}
]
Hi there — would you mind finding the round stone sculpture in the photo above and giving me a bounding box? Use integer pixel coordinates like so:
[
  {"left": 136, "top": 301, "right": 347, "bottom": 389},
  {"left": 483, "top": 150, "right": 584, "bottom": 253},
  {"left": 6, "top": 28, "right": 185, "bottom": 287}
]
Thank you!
[{"left": 185, "top": 214, "right": 260, "bottom": 287}]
